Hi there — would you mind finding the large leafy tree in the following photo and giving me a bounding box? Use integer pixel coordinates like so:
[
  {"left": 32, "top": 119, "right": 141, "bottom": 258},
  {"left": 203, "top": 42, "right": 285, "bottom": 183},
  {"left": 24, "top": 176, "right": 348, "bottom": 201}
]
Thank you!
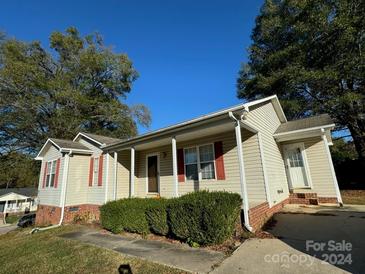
[
  {"left": 0, "top": 27, "right": 150, "bottom": 187},
  {"left": 237, "top": 0, "right": 365, "bottom": 159}
]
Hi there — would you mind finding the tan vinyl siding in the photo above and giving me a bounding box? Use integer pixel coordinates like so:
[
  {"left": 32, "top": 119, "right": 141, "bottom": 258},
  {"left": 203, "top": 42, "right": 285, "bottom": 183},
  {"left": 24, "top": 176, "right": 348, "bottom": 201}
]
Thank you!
[
  {"left": 282, "top": 137, "right": 337, "bottom": 197},
  {"left": 242, "top": 131, "right": 267, "bottom": 205},
  {"left": 37, "top": 145, "right": 63, "bottom": 207},
  {"left": 246, "top": 102, "right": 290, "bottom": 205},
  {"left": 65, "top": 154, "right": 88, "bottom": 206},
  {"left": 115, "top": 150, "right": 131, "bottom": 199},
  {"left": 78, "top": 137, "right": 103, "bottom": 154}
]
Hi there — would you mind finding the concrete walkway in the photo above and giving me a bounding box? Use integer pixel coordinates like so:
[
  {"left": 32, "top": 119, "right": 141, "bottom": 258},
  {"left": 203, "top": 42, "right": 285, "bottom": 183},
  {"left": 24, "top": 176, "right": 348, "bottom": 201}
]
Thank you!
[
  {"left": 60, "top": 229, "right": 225, "bottom": 273},
  {"left": 211, "top": 238, "right": 349, "bottom": 274},
  {"left": 0, "top": 224, "right": 17, "bottom": 235}
]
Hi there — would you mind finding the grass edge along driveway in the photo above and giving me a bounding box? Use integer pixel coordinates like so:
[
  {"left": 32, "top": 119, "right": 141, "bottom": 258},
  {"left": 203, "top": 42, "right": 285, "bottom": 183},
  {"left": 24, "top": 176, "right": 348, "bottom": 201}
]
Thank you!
[{"left": 0, "top": 225, "right": 188, "bottom": 274}]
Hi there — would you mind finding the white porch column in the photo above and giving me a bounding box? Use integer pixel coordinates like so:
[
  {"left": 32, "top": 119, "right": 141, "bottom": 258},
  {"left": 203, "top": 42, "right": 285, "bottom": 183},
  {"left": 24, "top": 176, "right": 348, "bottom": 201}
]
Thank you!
[
  {"left": 321, "top": 129, "right": 343, "bottom": 205},
  {"left": 3, "top": 200, "right": 8, "bottom": 224},
  {"left": 130, "top": 147, "right": 135, "bottom": 197},
  {"left": 257, "top": 132, "right": 272, "bottom": 207},
  {"left": 113, "top": 152, "right": 118, "bottom": 200},
  {"left": 172, "top": 136, "right": 179, "bottom": 197},
  {"left": 234, "top": 120, "right": 252, "bottom": 231},
  {"left": 104, "top": 153, "right": 110, "bottom": 203}
]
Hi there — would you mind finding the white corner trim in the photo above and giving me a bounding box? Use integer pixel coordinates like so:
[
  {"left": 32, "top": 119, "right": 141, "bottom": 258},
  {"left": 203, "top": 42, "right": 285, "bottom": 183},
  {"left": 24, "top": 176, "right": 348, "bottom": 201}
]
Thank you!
[
  {"left": 130, "top": 147, "right": 135, "bottom": 197},
  {"left": 257, "top": 132, "right": 272, "bottom": 207},
  {"left": 321, "top": 130, "right": 343, "bottom": 205},
  {"left": 104, "top": 153, "right": 110, "bottom": 203},
  {"left": 172, "top": 137, "right": 179, "bottom": 197},
  {"left": 113, "top": 152, "right": 118, "bottom": 200},
  {"left": 58, "top": 153, "right": 70, "bottom": 224}
]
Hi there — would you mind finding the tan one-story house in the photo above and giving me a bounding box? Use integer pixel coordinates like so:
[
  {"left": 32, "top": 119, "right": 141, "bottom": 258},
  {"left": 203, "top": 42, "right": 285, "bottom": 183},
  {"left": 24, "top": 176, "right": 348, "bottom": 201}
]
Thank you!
[{"left": 34, "top": 95, "right": 342, "bottom": 231}]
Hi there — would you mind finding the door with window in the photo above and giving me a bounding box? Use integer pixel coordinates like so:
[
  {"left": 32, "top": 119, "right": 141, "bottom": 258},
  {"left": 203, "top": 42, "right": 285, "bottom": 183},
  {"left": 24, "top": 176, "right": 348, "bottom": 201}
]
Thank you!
[
  {"left": 283, "top": 143, "right": 310, "bottom": 189},
  {"left": 147, "top": 155, "right": 159, "bottom": 193}
]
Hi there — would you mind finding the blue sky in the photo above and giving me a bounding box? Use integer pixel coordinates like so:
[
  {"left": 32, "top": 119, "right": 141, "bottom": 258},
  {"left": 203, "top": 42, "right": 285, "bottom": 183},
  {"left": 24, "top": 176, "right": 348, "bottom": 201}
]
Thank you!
[{"left": 1, "top": 0, "right": 263, "bottom": 134}]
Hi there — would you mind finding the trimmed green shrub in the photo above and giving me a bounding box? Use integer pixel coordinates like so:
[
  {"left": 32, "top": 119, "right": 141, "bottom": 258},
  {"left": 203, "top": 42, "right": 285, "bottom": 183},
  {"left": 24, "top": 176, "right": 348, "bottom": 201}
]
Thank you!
[
  {"left": 168, "top": 191, "right": 242, "bottom": 245},
  {"left": 100, "top": 198, "right": 153, "bottom": 234},
  {"left": 100, "top": 191, "right": 242, "bottom": 246},
  {"left": 145, "top": 199, "right": 170, "bottom": 235}
]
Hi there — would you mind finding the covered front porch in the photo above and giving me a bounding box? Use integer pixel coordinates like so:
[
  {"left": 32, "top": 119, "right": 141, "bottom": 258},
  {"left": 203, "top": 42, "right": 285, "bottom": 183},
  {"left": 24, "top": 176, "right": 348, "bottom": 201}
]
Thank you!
[{"left": 105, "top": 112, "right": 271, "bottom": 231}]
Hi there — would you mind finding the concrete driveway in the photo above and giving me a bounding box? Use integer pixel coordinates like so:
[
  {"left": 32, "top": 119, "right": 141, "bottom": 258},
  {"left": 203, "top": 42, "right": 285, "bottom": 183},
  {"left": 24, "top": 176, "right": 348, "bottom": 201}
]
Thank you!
[
  {"left": 0, "top": 224, "right": 17, "bottom": 235},
  {"left": 213, "top": 206, "right": 364, "bottom": 274}
]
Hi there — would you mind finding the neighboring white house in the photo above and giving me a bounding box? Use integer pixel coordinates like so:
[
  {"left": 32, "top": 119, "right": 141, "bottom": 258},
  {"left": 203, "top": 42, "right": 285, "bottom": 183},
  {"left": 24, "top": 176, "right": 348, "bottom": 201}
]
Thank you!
[
  {"left": 34, "top": 95, "right": 342, "bottom": 231},
  {"left": 0, "top": 188, "right": 38, "bottom": 219}
]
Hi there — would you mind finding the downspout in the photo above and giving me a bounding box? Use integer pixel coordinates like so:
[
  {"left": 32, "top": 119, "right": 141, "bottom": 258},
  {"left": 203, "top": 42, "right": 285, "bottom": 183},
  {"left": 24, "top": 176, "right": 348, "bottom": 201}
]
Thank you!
[
  {"left": 31, "top": 150, "right": 71, "bottom": 233},
  {"left": 229, "top": 111, "right": 253, "bottom": 232}
]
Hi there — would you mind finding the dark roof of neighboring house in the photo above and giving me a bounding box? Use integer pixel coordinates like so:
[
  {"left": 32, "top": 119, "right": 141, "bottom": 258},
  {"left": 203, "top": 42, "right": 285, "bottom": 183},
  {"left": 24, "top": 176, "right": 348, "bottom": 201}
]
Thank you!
[
  {"left": 0, "top": 187, "right": 38, "bottom": 198},
  {"left": 79, "top": 132, "right": 123, "bottom": 145},
  {"left": 50, "top": 138, "right": 91, "bottom": 150},
  {"left": 275, "top": 114, "right": 334, "bottom": 134}
]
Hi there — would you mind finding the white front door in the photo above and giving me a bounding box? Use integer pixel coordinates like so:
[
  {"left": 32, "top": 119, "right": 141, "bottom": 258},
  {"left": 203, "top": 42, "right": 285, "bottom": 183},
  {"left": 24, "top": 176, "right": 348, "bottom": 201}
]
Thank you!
[{"left": 283, "top": 143, "right": 310, "bottom": 189}]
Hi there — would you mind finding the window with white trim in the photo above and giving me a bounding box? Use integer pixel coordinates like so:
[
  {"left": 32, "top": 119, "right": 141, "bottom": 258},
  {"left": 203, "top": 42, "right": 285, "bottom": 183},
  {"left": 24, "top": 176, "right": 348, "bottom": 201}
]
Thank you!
[
  {"left": 46, "top": 160, "right": 57, "bottom": 187},
  {"left": 93, "top": 157, "right": 99, "bottom": 186},
  {"left": 184, "top": 144, "right": 215, "bottom": 181}
]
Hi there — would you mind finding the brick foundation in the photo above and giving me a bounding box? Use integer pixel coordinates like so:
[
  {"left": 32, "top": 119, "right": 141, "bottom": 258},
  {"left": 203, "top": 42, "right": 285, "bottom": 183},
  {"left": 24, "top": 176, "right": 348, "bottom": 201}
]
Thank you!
[
  {"left": 248, "top": 198, "right": 289, "bottom": 231},
  {"left": 289, "top": 193, "right": 319, "bottom": 205},
  {"left": 35, "top": 204, "right": 100, "bottom": 226},
  {"left": 317, "top": 197, "right": 338, "bottom": 204}
]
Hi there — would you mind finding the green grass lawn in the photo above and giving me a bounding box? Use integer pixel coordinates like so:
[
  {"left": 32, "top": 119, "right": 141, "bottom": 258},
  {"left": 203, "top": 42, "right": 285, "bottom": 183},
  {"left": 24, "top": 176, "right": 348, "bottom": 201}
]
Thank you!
[
  {"left": 5, "top": 215, "right": 20, "bottom": 224},
  {"left": 341, "top": 190, "right": 365, "bottom": 205},
  {"left": 0, "top": 225, "right": 187, "bottom": 274}
]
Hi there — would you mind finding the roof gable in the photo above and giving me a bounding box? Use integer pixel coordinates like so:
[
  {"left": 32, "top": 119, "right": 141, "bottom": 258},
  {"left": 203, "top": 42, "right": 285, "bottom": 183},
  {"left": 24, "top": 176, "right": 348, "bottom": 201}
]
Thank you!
[
  {"left": 35, "top": 138, "right": 92, "bottom": 160},
  {"left": 73, "top": 132, "right": 123, "bottom": 147}
]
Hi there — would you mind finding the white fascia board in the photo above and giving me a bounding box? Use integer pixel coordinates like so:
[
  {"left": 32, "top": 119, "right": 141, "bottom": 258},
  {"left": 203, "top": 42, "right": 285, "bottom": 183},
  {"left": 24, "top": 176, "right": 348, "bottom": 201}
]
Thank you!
[
  {"left": 73, "top": 132, "right": 103, "bottom": 146},
  {"left": 60, "top": 148, "right": 93, "bottom": 154},
  {"left": 274, "top": 124, "right": 335, "bottom": 137}
]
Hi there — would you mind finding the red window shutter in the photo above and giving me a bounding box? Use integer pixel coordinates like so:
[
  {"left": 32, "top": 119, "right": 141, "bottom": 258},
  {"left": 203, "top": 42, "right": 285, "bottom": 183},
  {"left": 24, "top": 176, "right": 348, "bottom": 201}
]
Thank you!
[
  {"left": 54, "top": 159, "right": 61, "bottom": 188},
  {"left": 89, "top": 158, "right": 94, "bottom": 186},
  {"left": 177, "top": 149, "right": 185, "bottom": 182},
  {"left": 214, "top": 141, "right": 226, "bottom": 180},
  {"left": 42, "top": 162, "right": 48, "bottom": 188},
  {"left": 98, "top": 155, "right": 103, "bottom": 186}
]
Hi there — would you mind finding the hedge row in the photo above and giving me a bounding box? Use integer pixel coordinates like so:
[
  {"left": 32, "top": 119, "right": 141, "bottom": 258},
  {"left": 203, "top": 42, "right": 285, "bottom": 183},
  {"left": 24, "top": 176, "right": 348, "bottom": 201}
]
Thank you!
[{"left": 100, "top": 191, "right": 242, "bottom": 245}]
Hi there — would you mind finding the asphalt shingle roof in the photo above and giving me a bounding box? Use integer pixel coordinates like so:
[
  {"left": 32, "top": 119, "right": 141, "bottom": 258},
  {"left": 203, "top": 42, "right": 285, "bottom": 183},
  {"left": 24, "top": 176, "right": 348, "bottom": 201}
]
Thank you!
[
  {"left": 80, "top": 132, "right": 123, "bottom": 145},
  {"left": 0, "top": 187, "right": 38, "bottom": 198},
  {"left": 275, "top": 114, "right": 334, "bottom": 134},
  {"left": 50, "top": 138, "right": 91, "bottom": 150}
]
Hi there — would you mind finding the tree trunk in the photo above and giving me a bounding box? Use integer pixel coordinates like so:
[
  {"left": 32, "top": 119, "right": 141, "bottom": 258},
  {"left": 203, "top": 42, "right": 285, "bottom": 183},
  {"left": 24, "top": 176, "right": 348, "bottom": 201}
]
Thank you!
[{"left": 347, "top": 121, "right": 365, "bottom": 160}]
